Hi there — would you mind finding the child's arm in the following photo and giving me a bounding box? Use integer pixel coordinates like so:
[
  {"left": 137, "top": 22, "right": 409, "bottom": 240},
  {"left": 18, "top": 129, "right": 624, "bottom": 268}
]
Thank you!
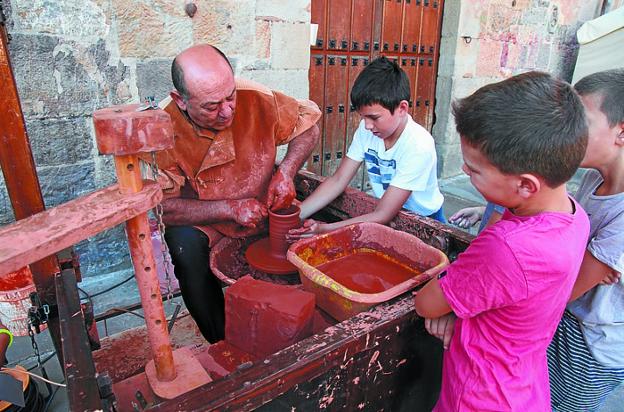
[
  {"left": 298, "top": 157, "right": 362, "bottom": 220},
  {"left": 414, "top": 276, "right": 453, "bottom": 318},
  {"left": 569, "top": 250, "right": 619, "bottom": 302},
  {"left": 290, "top": 184, "right": 413, "bottom": 239}
]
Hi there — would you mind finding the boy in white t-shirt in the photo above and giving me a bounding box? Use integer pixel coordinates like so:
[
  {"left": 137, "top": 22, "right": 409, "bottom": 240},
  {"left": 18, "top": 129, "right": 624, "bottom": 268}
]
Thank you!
[{"left": 288, "top": 56, "right": 444, "bottom": 240}]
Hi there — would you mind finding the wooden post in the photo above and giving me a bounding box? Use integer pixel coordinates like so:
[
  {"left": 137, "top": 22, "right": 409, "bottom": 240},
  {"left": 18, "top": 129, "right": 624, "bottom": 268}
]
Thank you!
[
  {"left": 114, "top": 154, "right": 176, "bottom": 382},
  {"left": 0, "top": 12, "right": 64, "bottom": 365}
]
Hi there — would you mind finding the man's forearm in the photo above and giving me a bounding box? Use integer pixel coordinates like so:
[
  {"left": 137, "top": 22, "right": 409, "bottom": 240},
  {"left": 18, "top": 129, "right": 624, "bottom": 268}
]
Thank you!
[
  {"left": 278, "top": 124, "right": 320, "bottom": 178},
  {"left": 161, "top": 198, "right": 233, "bottom": 226}
]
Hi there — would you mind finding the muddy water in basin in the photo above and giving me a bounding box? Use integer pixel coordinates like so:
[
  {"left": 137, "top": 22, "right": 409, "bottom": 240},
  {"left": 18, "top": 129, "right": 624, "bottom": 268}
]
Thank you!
[{"left": 316, "top": 249, "right": 421, "bottom": 294}]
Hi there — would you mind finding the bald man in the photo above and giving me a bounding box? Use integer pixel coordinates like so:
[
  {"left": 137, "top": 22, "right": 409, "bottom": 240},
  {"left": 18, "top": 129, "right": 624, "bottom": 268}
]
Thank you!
[{"left": 149, "top": 44, "right": 321, "bottom": 342}]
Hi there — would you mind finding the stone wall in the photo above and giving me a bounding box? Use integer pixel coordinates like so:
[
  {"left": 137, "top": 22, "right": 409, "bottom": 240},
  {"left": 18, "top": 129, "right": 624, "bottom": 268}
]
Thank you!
[
  {"left": 433, "top": 0, "right": 604, "bottom": 178},
  {"left": 0, "top": 0, "right": 313, "bottom": 276}
]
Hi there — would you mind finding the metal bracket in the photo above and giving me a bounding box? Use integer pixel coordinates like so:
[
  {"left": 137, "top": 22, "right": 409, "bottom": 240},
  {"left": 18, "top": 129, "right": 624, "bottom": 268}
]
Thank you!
[
  {"left": 136, "top": 96, "right": 158, "bottom": 112},
  {"left": 28, "top": 292, "right": 54, "bottom": 333}
]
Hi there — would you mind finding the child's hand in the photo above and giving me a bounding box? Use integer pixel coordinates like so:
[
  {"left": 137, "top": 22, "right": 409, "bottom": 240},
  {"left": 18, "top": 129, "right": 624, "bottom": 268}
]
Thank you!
[
  {"left": 425, "top": 313, "right": 457, "bottom": 350},
  {"left": 449, "top": 207, "right": 484, "bottom": 228},
  {"left": 600, "top": 270, "right": 621, "bottom": 285},
  {"left": 286, "top": 219, "right": 327, "bottom": 242}
]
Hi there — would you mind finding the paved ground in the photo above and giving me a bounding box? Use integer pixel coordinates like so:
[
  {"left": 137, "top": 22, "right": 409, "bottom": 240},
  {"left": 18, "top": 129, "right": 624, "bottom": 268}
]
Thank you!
[{"left": 3, "top": 174, "right": 622, "bottom": 410}]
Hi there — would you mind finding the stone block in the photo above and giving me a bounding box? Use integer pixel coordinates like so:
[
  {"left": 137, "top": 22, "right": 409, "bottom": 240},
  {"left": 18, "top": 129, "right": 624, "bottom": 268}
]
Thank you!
[
  {"left": 113, "top": 0, "right": 192, "bottom": 58},
  {"left": 255, "top": 20, "right": 272, "bottom": 59},
  {"left": 269, "top": 22, "right": 310, "bottom": 69},
  {"left": 36, "top": 162, "right": 96, "bottom": 208},
  {"left": 436, "top": 143, "right": 464, "bottom": 179},
  {"left": 192, "top": 0, "right": 255, "bottom": 55},
  {"left": 75, "top": 225, "right": 132, "bottom": 277},
  {"left": 10, "top": 0, "right": 110, "bottom": 38},
  {"left": 0, "top": 174, "right": 16, "bottom": 226},
  {"left": 240, "top": 70, "right": 309, "bottom": 99},
  {"left": 9, "top": 34, "right": 131, "bottom": 117},
  {"left": 476, "top": 39, "right": 503, "bottom": 78},
  {"left": 1, "top": 0, "right": 14, "bottom": 31},
  {"left": 137, "top": 59, "right": 174, "bottom": 102},
  {"left": 255, "top": 0, "right": 311, "bottom": 22},
  {"left": 225, "top": 276, "right": 315, "bottom": 358},
  {"left": 26, "top": 117, "right": 94, "bottom": 167},
  {"left": 94, "top": 154, "right": 118, "bottom": 188}
]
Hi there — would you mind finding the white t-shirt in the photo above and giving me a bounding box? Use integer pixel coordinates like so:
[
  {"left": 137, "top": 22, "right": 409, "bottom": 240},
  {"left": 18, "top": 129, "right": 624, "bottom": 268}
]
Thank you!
[{"left": 346, "top": 117, "right": 444, "bottom": 216}]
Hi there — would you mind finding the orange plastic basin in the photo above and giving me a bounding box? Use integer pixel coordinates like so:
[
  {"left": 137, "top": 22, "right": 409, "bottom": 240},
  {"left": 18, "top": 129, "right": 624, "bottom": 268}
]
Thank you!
[{"left": 287, "top": 222, "right": 449, "bottom": 321}]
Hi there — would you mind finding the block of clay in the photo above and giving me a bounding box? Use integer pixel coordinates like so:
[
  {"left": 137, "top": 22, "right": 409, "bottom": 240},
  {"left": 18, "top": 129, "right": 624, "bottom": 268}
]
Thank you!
[{"left": 225, "top": 276, "right": 315, "bottom": 358}]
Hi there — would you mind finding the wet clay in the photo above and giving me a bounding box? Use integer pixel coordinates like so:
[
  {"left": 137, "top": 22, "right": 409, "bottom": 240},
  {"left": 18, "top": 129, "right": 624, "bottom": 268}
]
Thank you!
[
  {"left": 316, "top": 249, "right": 421, "bottom": 294},
  {"left": 225, "top": 276, "right": 315, "bottom": 358},
  {"left": 245, "top": 205, "right": 301, "bottom": 275}
]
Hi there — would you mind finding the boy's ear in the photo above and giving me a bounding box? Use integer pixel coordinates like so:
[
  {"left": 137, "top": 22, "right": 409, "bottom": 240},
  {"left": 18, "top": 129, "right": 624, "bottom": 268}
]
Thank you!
[
  {"left": 397, "top": 100, "right": 409, "bottom": 114},
  {"left": 616, "top": 122, "right": 624, "bottom": 146},
  {"left": 171, "top": 90, "right": 187, "bottom": 111},
  {"left": 516, "top": 174, "right": 541, "bottom": 198}
]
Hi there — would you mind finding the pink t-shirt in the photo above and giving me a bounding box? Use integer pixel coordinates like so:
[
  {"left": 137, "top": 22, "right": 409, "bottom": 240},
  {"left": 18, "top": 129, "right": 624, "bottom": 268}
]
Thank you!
[{"left": 436, "top": 199, "right": 589, "bottom": 412}]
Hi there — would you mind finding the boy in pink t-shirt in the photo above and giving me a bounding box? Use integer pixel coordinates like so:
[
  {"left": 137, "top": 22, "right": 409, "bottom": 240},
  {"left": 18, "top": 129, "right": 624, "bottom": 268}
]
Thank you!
[{"left": 414, "top": 72, "right": 590, "bottom": 411}]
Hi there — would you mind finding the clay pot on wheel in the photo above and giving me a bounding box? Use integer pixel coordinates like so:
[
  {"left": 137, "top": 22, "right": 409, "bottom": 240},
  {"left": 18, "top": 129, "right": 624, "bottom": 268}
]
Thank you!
[{"left": 245, "top": 205, "right": 301, "bottom": 275}]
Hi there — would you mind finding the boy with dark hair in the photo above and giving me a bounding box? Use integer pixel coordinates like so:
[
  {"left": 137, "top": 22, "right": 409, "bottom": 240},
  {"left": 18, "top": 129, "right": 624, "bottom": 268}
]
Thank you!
[
  {"left": 288, "top": 56, "right": 443, "bottom": 240},
  {"left": 548, "top": 68, "right": 624, "bottom": 412},
  {"left": 414, "top": 71, "right": 590, "bottom": 411}
]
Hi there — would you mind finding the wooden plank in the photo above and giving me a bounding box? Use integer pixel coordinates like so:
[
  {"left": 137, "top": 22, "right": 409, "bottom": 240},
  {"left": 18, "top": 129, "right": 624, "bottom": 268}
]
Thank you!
[
  {"left": 322, "top": 55, "right": 349, "bottom": 176},
  {"left": 327, "top": 0, "right": 351, "bottom": 51},
  {"left": 0, "top": 22, "right": 64, "bottom": 361},
  {"left": 381, "top": 0, "right": 404, "bottom": 54},
  {"left": 308, "top": 53, "right": 326, "bottom": 175},
  {"left": 402, "top": 0, "right": 423, "bottom": 54},
  {"left": 0, "top": 181, "right": 162, "bottom": 275},
  {"left": 56, "top": 268, "right": 104, "bottom": 411}
]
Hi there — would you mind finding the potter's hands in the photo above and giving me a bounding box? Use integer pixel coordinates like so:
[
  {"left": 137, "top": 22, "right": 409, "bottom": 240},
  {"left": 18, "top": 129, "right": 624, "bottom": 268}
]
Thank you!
[
  {"left": 449, "top": 207, "right": 485, "bottom": 229},
  {"left": 266, "top": 169, "right": 296, "bottom": 211},
  {"left": 425, "top": 313, "right": 457, "bottom": 350},
  {"left": 601, "top": 270, "right": 621, "bottom": 285},
  {"left": 286, "top": 219, "right": 329, "bottom": 242},
  {"left": 228, "top": 199, "right": 268, "bottom": 228}
]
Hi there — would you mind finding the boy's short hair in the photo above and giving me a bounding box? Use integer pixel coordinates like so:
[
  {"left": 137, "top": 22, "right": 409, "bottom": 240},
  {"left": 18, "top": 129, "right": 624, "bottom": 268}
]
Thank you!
[
  {"left": 574, "top": 68, "right": 624, "bottom": 127},
  {"left": 452, "top": 71, "right": 588, "bottom": 187},
  {"left": 350, "top": 56, "right": 410, "bottom": 114}
]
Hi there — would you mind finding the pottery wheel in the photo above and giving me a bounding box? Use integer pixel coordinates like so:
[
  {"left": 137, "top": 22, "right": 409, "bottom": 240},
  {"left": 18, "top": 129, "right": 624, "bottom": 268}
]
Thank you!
[
  {"left": 209, "top": 235, "right": 301, "bottom": 286},
  {"left": 245, "top": 237, "right": 298, "bottom": 275}
]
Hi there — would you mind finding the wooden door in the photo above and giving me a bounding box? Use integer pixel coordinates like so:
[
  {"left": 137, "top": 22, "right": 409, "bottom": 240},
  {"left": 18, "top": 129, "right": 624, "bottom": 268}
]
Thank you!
[{"left": 308, "top": 0, "right": 444, "bottom": 180}]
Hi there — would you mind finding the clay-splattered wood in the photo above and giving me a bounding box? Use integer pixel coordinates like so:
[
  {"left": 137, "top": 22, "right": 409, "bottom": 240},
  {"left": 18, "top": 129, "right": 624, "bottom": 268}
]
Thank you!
[
  {"left": 148, "top": 294, "right": 442, "bottom": 411},
  {"left": 0, "top": 181, "right": 162, "bottom": 275}
]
